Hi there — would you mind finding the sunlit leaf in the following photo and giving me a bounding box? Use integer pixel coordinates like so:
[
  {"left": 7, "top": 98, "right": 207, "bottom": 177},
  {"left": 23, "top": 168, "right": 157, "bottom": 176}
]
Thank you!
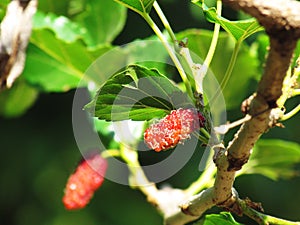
[
  {"left": 193, "top": 212, "right": 243, "bottom": 225},
  {"left": 122, "top": 38, "right": 171, "bottom": 76},
  {"left": 25, "top": 11, "right": 113, "bottom": 92},
  {"left": 237, "top": 139, "right": 300, "bottom": 180},
  {"left": 74, "top": 0, "right": 127, "bottom": 47},
  {"left": 85, "top": 64, "right": 193, "bottom": 121},
  {"left": 33, "top": 11, "right": 89, "bottom": 43},
  {"left": 192, "top": 1, "right": 263, "bottom": 42},
  {"left": 24, "top": 44, "right": 82, "bottom": 92},
  {"left": 23, "top": 40, "right": 111, "bottom": 92},
  {"left": 114, "top": 0, "right": 155, "bottom": 15}
]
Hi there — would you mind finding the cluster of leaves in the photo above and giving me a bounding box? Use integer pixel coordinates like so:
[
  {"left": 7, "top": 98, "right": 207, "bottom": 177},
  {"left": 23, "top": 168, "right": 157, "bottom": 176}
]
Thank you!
[
  {"left": 1, "top": 0, "right": 300, "bottom": 224},
  {"left": 0, "top": 0, "right": 126, "bottom": 116},
  {"left": 0, "top": 0, "right": 263, "bottom": 117},
  {"left": 85, "top": 0, "right": 300, "bottom": 189}
]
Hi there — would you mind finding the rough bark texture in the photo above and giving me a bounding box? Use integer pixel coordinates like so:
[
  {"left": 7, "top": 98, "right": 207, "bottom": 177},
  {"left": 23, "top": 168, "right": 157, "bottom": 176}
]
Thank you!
[{"left": 164, "top": 1, "right": 300, "bottom": 224}]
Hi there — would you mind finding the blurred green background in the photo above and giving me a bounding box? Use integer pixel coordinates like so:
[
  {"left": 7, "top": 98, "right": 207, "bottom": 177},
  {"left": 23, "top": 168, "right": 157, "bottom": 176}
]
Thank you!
[{"left": 1, "top": 0, "right": 300, "bottom": 225}]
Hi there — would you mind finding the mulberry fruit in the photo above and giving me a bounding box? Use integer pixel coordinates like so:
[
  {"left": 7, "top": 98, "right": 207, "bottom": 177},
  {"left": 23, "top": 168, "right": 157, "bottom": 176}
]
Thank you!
[
  {"left": 62, "top": 153, "right": 108, "bottom": 210},
  {"left": 144, "top": 108, "right": 205, "bottom": 152}
]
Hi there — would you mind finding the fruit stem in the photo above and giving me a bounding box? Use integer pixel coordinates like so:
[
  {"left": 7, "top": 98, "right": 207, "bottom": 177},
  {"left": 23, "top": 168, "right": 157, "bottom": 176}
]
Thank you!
[
  {"left": 200, "top": 0, "right": 222, "bottom": 79},
  {"left": 153, "top": 1, "right": 177, "bottom": 42},
  {"left": 142, "top": 12, "right": 194, "bottom": 100},
  {"left": 101, "top": 149, "right": 121, "bottom": 159}
]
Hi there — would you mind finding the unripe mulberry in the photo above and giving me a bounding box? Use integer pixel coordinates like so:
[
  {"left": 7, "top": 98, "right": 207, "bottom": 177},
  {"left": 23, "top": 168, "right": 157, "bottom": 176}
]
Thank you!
[
  {"left": 62, "top": 153, "right": 108, "bottom": 210},
  {"left": 144, "top": 108, "right": 205, "bottom": 152}
]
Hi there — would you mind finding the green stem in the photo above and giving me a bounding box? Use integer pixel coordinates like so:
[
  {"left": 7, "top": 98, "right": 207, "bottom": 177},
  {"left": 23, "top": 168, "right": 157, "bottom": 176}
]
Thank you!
[
  {"left": 238, "top": 198, "right": 300, "bottom": 225},
  {"left": 211, "top": 40, "right": 241, "bottom": 104},
  {"left": 119, "top": 144, "right": 159, "bottom": 197},
  {"left": 143, "top": 13, "right": 194, "bottom": 99},
  {"left": 154, "top": 1, "right": 203, "bottom": 96},
  {"left": 196, "top": 133, "right": 209, "bottom": 145},
  {"left": 277, "top": 59, "right": 300, "bottom": 110},
  {"left": 120, "top": 144, "right": 139, "bottom": 168},
  {"left": 179, "top": 47, "right": 199, "bottom": 92},
  {"left": 201, "top": 0, "right": 222, "bottom": 76},
  {"left": 277, "top": 67, "right": 292, "bottom": 107},
  {"left": 101, "top": 149, "right": 121, "bottom": 159},
  {"left": 191, "top": 0, "right": 221, "bottom": 94},
  {"left": 153, "top": 1, "right": 199, "bottom": 96},
  {"left": 119, "top": 145, "right": 148, "bottom": 185},
  {"left": 193, "top": 127, "right": 211, "bottom": 145},
  {"left": 153, "top": 1, "right": 177, "bottom": 42},
  {"left": 292, "top": 89, "right": 300, "bottom": 97},
  {"left": 265, "top": 215, "right": 300, "bottom": 225},
  {"left": 221, "top": 40, "right": 241, "bottom": 90},
  {"left": 200, "top": 127, "right": 211, "bottom": 139},
  {"left": 280, "top": 104, "right": 300, "bottom": 121},
  {"left": 264, "top": 216, "right": 300, "bottom": 225}
]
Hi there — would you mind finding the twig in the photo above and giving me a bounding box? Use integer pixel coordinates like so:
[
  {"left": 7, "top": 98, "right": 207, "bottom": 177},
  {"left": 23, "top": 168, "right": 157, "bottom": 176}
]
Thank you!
[
  {"left": 153, "top": 1, "right": 177, "bottom": 42},
  {"left": 293, "top": 89, "right": 300, "bottom": 96},
  {"left": 142, "top": 13, "right": 194, "bottom": 99},
  {"left": 280, "top": 104, "right": 300, "bottom": 121},
  {"left": 224, "top": 0, "right": 300, "bottom": 169},
  {"left": 214, "top": 114, "right": 252, "bottom": 134},
  {"left": 237, "top": 198, "right": 300, "bottom": 225},
  {"left": 178, "top": 0, "right": 222, "bottom": 94},
  {"left": 201, "top": 0, "right": 222, "bottom": 78},
  {"left": 164, "top": 0, "right": 300, "bottom": 224}
]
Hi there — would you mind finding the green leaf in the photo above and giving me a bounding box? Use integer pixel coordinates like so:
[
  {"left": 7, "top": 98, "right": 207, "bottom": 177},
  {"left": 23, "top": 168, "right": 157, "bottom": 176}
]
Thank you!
[
  {"left": 192, "top": 1, "right": 263, "bottom": 42},
  {"left": 24, "top": 40, "right": 111, "bottom": 92},
  {"left": 122, "top": 38, "right": 171, "bottom": 76},
  {"left": 79, "top": 38, "right": 171, "bottom": 95},
  {"left": 114, "top": 0, "right": 155, "bottom": 15},
  {"left": 237, "top": 139, "right": 300, "bottom": 180},
  {"left": 74, "top": 0, "right": 127, "bottom": 47},
  {"left": 25, "top": 11, "right": 114, "bottom": 92},
  {"left": 0, "top": 80, "right": 38, "bottom": 118},
  {"left": 37, "top": 0, "right": 69, "bottom": 16},
  {"left": 176, "top": 29, "right": 259, "bottom": 109},
  {"left": 194, "top": 212, "right": 243, "bottom": 225},
  {"left": 33, "top": 11, "right": 89, "bottom": 43},
  {"left": 36, "top": 0, "right": 126, "bottom": 48},
  {"left": 0, "top": 0, "right": 10, "bottom": 20},
  {"left": 23, "top": 44, "right": 80, "bottom": 92},
  {"left": 85, "top": 64, "right": 193, "bottom": 121}
]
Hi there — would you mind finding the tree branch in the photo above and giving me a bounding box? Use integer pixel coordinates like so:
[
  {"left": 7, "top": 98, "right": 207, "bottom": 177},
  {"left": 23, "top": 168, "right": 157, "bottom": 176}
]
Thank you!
[
  {"left": 235, "top": 197, "right": 300, "bottom": 225},
  {"left": 223, "top": 0, "right": 300, "bottom": 169},
  {"left": 221, "top": 0, "right": 300, "bottom": 36},
  {"left": 164, "top": 0, "right": 300, "bottom": 224}
]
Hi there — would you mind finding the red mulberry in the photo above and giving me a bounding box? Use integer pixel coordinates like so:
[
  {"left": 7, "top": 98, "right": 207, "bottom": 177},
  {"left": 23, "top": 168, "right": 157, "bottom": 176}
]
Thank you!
[
  {"left": 144, "top": 108, "right": 205, "bottom": 152},
  {"left": 62, "top": 153, "right": 108, "bottom": 210}
]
